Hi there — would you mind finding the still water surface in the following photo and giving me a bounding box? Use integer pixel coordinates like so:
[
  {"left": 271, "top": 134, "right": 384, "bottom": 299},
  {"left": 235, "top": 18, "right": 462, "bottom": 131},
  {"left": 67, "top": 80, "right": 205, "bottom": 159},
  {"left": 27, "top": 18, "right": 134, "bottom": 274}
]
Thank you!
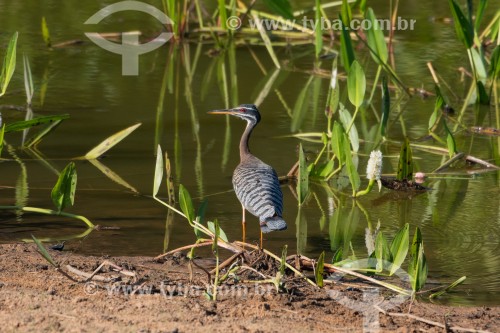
[{"left": 0, "top": 1, "right": 499, "bottom": 305}]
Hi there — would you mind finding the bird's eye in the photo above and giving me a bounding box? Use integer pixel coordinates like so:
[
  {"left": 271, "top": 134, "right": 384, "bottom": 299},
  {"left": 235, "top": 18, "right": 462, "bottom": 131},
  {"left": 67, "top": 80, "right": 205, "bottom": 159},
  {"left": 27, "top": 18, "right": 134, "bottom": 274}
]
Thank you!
[{"left": 240, "top": 108, "right": 246, "bottom": 112}]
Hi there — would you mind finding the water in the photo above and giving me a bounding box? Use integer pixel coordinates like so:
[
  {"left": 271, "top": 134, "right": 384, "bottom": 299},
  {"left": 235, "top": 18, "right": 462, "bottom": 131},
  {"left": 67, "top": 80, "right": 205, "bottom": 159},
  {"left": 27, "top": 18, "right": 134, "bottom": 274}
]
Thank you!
[{"left": 1, "top": 1, "right": 499, "bottom": 306}]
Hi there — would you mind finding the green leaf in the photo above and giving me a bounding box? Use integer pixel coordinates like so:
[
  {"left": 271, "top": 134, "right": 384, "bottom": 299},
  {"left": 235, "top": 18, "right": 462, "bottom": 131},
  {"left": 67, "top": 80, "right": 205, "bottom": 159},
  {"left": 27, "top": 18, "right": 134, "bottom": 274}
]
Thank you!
[
  {"left": 443, "top": 120, "right": 457, "bottom": 158},
  {"left": 0, "top": 32, "right": 18, "bottom": 97},
  {"left": 365, "top": 8, "right": 388, "bottom": 64},
  {"left": 217, "top": 0, "right": 227, "bottom": 29},
  {"left": 315, "top": 251, "right": 325, "bottom": 287},
  {"left": 339, "top": 103, "right": 359, "bottom": 152},
  {"left": 396, "top": 138, "right": 413, "bottom": 181},
  {"left": 153, "top": 145, "right": 164, "bottom": 197},
  {"left": 84, "top": 123, "right": 141, "bottom": 159},
  {"left": 339, "top": 18, "right": 355, "bottom": 71},
  {"left": 41, "top": 17, "right": 51, "bottom": 47},
  {"left": 262, "top": 0, "right": 294, "bottom": 20},
  {"left": 251, "top": 14, "right": 281, "bottom": 69},
  {"left": 51, "top": 162, "right": 77, "bottom": 212},
  {"left": 489, "top": 45, "right": 500, "bottom": 80},
  {"left": 347, "top": 60, "right": 366, "bottom": 108},
  {"left": 196, "top": 200, "right": 209, "bottom": 240},
  {"left": 211, "top": 219, "right": 219, "bottom": 252},
  {"left": 5, "top": 114, "right": 70, "bottom": 133},
  {"left": 476, "top": 81, "right": 489, "bottom": 104},
  {"left": 179, "top": 184, "right": 195, "bottom": 224},
  {"left": 291, "top": 76, "right": 314, "bottom": 132},
  {"left": 409, "top": 227, "right": 428, "bottom": 292},
  {"left": 297, "top": 143, "right": 309, "bottom": 205},
  {"left": 429, "top": 85, "right": 444, "bottom": 130},
  {"left": 340, "top": 0, "right": 353, "bottom": 26},
  {"left": 374, "top": 232, "right": 391, "bottom": 272},
  {"left": 343, "top": 132, "right": 360, "bottom": 194},
  {"left": 208, "top": 220, "right": 228, "bottom": 243},
  {"left": 31, "top": 235, "right": 57, "bottom": 267},
  {"left": 314, "top": 0, "right": 323, "bottom": 59},
  {"left": 448, "top": 0, "right": 474, "bottom": 48},
  {"left": 389, "top": 223, "right": 409, "bottom": 276},
  {"left": 331, "top": 121, "right": 345, "bottom": 164},
  {"left": 470, "top": 47, "right": 487, "bottom": 82},
  {"left": 332, "top": 247, "right": 343, "bottom": 264}
]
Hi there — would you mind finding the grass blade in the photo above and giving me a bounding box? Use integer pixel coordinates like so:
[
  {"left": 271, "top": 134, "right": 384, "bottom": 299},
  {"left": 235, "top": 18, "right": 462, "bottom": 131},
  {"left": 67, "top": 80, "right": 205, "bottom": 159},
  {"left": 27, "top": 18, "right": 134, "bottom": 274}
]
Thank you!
[
  {"left": 339, "top": 18, "right": 355, "bottom": 71},
  {"left": 0, "top": 123, "right": 4, "bottom": 157},
  {"left": 24, "top": 119, "right": 63, "bottom": 148},
  {"left": 84, "top": 123, "right": 141, "bottom": 159},
  {"left": 343, "top": 132, "right": 360, "bottom": 195},
  {"left": 374, "top": 232, "right": 391, "bottom": 272},
  {"left": 51, "top": 162, "right": 77, "bottom": 212},
  {"left": 251, "top": 14, "right": 281, "bottom": 69},
  {"left": 0, "top": 32, "right": 18, "bottom": 97},
  {"left": 429, "top": 276, "right": 467, "bottom": 299},
  {"left": 31, "top": 235, "right": 58, "bottom": 267},
  {"left": 23, "top": 54, "right": 34, "bottom": 105},
  {"left": 280, "top": 245, "right": 288, "bottom": 276},
  {"left": 5, "top": 114, "right": 70, "bottom": 133}
]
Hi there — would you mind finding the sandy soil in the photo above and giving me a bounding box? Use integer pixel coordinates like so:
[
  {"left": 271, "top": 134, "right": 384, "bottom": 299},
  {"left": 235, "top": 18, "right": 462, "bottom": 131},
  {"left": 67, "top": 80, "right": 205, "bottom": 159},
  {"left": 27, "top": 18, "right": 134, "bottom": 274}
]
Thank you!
[{"left": 0, "top": 243, "right": 498, "bottom": 333}]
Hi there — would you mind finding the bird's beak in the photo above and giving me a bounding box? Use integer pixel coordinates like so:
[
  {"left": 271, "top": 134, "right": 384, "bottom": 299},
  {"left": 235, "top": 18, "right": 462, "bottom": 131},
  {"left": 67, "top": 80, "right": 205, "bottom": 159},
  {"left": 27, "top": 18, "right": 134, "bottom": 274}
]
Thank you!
[{"left": 207, "top": 108, "right": 239, "bottom": 115}]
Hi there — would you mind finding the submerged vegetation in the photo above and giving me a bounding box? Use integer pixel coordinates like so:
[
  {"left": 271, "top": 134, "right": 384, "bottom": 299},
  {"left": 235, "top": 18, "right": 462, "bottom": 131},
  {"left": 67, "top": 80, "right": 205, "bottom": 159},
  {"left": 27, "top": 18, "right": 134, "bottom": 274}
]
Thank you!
[{"left": 0, "top": 0, "right": 499, "bottom": 306}]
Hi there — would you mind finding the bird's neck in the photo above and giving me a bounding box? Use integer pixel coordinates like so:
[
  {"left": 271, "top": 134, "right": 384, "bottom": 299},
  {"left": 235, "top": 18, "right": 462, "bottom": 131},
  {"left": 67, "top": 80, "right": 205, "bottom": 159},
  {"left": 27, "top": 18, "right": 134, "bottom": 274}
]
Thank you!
[{"left": 239, "top": 121, "right": 255, "bottom": 162}]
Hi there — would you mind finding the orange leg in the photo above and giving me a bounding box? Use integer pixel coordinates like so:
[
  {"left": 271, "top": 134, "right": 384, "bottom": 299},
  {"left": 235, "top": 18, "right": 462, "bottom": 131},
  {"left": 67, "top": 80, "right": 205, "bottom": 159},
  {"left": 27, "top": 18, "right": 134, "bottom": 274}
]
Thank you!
[
  {"left": 241, "top": 204, "right": 246, "bottom": 243},
  {"left": 260, "top": 230, "right": 263, "bottom": 249}
]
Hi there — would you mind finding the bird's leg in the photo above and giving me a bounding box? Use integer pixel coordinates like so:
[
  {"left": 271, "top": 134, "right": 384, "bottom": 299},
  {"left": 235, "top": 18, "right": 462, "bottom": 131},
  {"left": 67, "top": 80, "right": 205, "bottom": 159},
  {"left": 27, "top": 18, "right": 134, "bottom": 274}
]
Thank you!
[
  {"left": 241, "top": 204, "right": 246, "bottom": 243},
  {"left": 259, "top": 230, "right": 263, "bottom": 249}
]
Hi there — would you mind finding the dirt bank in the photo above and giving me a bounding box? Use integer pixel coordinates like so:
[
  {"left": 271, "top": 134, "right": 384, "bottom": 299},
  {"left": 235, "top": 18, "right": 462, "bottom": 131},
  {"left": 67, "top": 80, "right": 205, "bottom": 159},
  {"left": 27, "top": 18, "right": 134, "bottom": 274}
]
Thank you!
[{"left": 0, "top": 243, "right": 498, "bottom": 332}]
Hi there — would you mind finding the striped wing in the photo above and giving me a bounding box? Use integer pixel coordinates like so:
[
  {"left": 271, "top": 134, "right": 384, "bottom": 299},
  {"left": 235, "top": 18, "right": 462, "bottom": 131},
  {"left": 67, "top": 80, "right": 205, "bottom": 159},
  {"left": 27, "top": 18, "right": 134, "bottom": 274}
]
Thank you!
[{"left": 232, "top": 158, "right": 283, "bottom": 221}]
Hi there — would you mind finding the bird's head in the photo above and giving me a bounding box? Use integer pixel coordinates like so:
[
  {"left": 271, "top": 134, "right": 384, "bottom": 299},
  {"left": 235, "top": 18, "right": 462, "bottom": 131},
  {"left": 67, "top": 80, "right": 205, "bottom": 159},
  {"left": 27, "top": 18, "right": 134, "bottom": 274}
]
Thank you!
[{"left": 208, "top": 104, "right": 261, "bottom": 124}]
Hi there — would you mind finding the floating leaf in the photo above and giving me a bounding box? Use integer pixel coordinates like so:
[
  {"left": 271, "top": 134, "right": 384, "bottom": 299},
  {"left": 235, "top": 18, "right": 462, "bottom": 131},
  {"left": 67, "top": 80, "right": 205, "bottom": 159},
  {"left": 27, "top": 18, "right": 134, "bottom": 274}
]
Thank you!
[
  {"left": 5, "top": 114, "right": 70, "bottom": 133},
  {"left": 0, "top": 32, "right": 18, "bottom": 97},
  {"left": 315, "top": 251, "right": 325, "bottom": 287},
  {"left": 389, "top": 223, "right": 409, "bottom": 276},
  {"left": 396, "top": 138, "right": 413, "bottom": 181},
  {"left": 31, "top": 235, "right": 57, "bottom": 267},
  {"left": 297, "top": 143, "right": 309, "bottom": 205},
  {"left": 51, "top": 162, "right": 77, "bottom": 212},
  {"left": 347, "top": 60, "right": 366, "bottom": 108},
  {"left": 365, "top": 8, "right": 388, "bottom": 64},
  {"left": 153, "top": 145, "right": 164, "bottom": 197},
  {"left": 448, "top": 0, "right": 474, "bottom": 48},
  {"left": 179, "top": 184, "right": 195, "bottom": 224},
  {"left": 84, "top": 123, "right": 141, "bottom": 159}
]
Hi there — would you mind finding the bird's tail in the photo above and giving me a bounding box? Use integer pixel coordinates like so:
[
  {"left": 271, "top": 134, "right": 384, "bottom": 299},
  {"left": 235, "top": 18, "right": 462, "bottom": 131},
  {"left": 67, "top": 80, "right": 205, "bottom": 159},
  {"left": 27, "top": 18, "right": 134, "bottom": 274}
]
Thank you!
[{"left": 260, "top": 216, "right": 287, "bottom": 233}]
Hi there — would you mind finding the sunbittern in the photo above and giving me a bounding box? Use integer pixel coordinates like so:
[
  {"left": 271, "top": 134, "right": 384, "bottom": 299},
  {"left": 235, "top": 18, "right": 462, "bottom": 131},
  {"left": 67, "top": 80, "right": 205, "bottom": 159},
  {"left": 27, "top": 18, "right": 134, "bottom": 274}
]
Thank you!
[{"left": 208, "top": 104, "right": 287, "bottom": 246}]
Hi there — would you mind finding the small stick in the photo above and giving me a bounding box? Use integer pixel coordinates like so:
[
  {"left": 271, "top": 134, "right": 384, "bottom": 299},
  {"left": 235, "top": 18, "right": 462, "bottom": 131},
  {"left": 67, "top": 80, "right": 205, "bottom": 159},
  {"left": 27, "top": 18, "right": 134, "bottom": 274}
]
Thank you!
[
  {"left": 427, "top": 62, "right": 439, "bottom": 85},
  {"left": 65, "top": 265, "right": 112, "bottom": 282},
  {"left": 209, "top": 252, "right": 242, "bottom": 275},
  {"left": 154, "top": 241, "right": 213, "bottom": 261},
  {"left": 432, "top": 152, "right": 465, "bottom": 173}
]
